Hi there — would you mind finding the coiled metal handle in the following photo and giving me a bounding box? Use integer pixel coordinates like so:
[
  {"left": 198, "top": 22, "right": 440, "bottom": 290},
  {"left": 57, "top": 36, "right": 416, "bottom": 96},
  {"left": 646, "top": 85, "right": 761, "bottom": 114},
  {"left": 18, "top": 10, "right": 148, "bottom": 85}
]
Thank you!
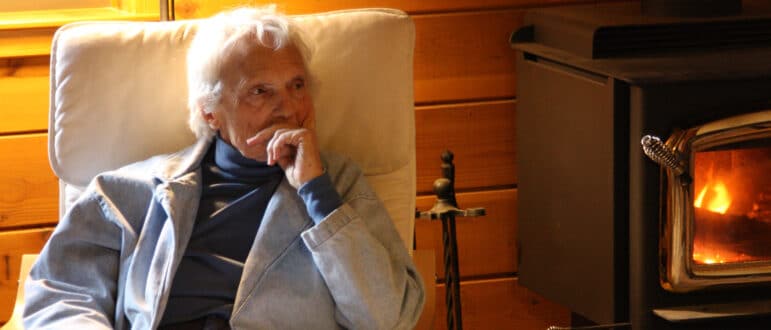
[
  {"left": 641, "top": 135, "right": 693, "bottom": 185},
  {"left": 641, "top": 135, "right": 685, "bottom": 175}
]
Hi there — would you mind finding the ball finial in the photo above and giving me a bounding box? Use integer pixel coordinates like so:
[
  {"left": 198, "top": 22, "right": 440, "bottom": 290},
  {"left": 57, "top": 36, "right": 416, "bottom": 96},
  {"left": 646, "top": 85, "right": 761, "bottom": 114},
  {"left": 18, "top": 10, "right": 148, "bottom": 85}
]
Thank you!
[
  {"left": 433, "top": 178, "right": 452, "bottom": 200},
  {"left": 441, "top": 150, "right": 454, "bottom": 163}
]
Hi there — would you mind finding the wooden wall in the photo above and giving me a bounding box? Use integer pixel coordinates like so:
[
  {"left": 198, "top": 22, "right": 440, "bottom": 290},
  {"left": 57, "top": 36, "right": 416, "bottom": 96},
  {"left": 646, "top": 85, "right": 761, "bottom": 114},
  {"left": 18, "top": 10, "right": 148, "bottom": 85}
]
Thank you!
[{"left": 0, "top": 0, "right": 622, "bottom": 328}]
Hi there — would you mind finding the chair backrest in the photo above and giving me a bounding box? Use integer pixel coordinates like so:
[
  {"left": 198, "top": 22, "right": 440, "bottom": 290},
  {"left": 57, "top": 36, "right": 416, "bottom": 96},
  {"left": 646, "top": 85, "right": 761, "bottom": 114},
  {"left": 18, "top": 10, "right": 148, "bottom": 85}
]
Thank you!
[{"left": 48, "top": 9, "right": 416, "bottom": 250}]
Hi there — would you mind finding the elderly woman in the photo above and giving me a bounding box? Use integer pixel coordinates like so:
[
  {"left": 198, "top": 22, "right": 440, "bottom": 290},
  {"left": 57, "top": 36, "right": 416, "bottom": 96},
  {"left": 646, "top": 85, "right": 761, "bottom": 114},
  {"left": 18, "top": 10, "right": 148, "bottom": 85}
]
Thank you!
[{"left": 24, "top": 7, "right": 424, "bottom": 330}]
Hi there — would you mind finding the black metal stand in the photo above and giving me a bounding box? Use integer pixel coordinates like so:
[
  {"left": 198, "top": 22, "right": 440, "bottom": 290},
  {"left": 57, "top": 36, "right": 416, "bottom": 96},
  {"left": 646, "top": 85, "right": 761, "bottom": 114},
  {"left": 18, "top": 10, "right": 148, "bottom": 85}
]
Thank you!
[{"left": 416, "top": 151, "right": 485, "bottom": 330}]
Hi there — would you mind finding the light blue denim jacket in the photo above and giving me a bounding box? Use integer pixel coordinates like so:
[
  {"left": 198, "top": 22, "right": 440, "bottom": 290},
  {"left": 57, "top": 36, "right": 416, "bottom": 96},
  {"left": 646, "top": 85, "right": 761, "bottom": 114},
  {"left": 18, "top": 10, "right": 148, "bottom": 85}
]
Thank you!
[{"left": 24, "top": 138, "right": 425, "bottom": 329}]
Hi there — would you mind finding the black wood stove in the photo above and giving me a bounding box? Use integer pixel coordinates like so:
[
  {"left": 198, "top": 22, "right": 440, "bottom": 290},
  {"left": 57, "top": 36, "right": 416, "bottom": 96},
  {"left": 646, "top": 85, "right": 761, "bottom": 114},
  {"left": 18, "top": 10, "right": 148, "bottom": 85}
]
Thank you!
[{"left": 511, "top": 0, "right": 771, "bottom": 329}]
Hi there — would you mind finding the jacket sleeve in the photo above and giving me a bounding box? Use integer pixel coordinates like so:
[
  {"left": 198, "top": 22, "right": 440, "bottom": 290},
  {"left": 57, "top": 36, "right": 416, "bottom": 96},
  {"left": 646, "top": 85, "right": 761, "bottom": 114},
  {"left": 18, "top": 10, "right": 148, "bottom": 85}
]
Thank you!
[
  {"left": 23, "top": 190, "right": 122, "bottom": 329},
  {"left": 300, "top": 162, "right": 425, "bottom": 330}
]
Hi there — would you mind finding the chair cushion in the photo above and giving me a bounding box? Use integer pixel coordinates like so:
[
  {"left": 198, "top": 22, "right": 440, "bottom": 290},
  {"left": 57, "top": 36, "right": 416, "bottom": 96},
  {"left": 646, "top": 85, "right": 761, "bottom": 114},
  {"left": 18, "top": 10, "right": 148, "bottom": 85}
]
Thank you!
[{"left": 49, "top": 8, "right": 416, "bottom": 248}]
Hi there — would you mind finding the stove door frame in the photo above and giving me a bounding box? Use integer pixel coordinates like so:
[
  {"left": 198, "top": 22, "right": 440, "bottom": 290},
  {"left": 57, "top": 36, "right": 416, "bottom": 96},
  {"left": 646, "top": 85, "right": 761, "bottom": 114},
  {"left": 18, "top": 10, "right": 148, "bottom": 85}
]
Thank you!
[{"left": 661, "top": 110, "right": 771, "bottom": 293}]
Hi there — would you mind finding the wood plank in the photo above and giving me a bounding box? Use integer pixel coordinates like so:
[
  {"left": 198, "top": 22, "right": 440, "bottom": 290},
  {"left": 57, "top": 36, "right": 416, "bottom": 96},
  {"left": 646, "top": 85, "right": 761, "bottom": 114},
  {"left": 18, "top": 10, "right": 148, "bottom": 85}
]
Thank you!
[
  {"left": 0, "top": 134, "right": 59, "bottom": 229},
  {"left": 416, "top": 100, "right": 516, "bottom": 194},
  {"left": 174, "top": 0, "right": 605, "bottom": 18},
  {"left": 0, "top": 28, "right": 56, "bottom": 58},
  {"left": 413, "top": 10, "right": 523, "bottom": 104},
  {"left": 433, "top": 277, "right": 571, "bottom": 330},
  {"left": 0, "top": 228, "right": 54, "bottom": 324},
  {"left": 0, "top": 57, "right": 50, "bottom": 134},
  {"left": 416, "top": 188, "right": 517, "bottom": 279}
]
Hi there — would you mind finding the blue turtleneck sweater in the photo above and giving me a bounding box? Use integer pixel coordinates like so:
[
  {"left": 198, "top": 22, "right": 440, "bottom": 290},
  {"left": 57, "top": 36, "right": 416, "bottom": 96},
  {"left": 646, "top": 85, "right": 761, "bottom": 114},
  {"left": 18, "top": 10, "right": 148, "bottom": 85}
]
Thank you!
[{"left": 160, "top": 137, "right": 342, "bottom": 326}]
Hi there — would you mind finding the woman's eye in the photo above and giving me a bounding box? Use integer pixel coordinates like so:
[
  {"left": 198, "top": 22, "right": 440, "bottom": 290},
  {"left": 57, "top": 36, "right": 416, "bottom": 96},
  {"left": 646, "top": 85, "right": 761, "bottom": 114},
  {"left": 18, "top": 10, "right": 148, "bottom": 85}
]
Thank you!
[
  {"left": 293, "top": 81, "right": 305, "bottom": 90},
  {"left": 252, "top": 88, "right": 267, "bottom": 95}
]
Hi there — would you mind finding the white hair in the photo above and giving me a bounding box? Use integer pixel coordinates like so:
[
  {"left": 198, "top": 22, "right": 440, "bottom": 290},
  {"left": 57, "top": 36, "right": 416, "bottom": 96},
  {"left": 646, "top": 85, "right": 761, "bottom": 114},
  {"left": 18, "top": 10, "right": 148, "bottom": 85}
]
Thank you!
[{"left": 186, "top": 6, "right": 313, "bottom": 139}]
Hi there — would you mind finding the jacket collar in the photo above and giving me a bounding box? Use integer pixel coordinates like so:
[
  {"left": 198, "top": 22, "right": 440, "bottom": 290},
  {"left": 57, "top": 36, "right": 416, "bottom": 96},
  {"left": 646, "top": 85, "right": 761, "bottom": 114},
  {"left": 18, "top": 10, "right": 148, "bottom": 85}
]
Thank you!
[
  {"left": 154, "top": 136, "right": 214, "bottom": 183},
  {"left": 232, "top": 179, "right": 314, "bottom": 315}
]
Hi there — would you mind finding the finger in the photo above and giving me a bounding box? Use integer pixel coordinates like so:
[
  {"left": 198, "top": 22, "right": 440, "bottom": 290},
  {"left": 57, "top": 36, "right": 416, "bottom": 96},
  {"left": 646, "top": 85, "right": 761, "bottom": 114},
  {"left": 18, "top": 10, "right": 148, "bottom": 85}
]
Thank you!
[
  {"left": 246, "top": 128, "right": 274, "bottom": 147},
  {"left": 246, "top": 123, "right": 297, "bottom": 146},
  {"left": 275, "top": 149, "right": 296, "bottom": 169},
  {"left": 277, "top": 155, "right": 294, "bottom": 173},
  {"left": 266, "top": 128, "right": 283, "bottom": 165},
  {"left": 266, "top": 128, "right": 291, "bottom": 165},
  {"left": 268, "top": 129, "right": 301, "bottom": 165}
]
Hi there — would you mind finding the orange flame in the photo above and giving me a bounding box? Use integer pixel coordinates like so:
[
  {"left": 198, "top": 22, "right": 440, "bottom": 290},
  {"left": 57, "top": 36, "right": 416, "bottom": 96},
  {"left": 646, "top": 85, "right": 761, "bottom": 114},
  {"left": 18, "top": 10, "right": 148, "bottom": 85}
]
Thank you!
[
  {"left": 694, "top": 180, "right": 732, "bottom": 214},
  {"left": 692, "top": 251, "right": 725, "bottom": 264},
  {"left": 692, "top": 178, "right": 742, "bottom": 264},
  {"left": 692, "top": 241, "right": 755, "bottom": 265}
]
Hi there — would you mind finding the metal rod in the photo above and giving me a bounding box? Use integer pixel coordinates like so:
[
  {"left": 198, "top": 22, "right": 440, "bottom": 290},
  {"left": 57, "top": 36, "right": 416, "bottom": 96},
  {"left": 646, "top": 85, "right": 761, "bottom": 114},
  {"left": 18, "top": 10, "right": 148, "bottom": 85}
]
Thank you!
[
  {"left": 441, "top": 213, "right": 463, "bottom": 330},
  {"left": 441, "top": 216, "right": 453, "bottom": 329},
  {"left": 448, "top": 214, "right": 462, "bottom": 329}
]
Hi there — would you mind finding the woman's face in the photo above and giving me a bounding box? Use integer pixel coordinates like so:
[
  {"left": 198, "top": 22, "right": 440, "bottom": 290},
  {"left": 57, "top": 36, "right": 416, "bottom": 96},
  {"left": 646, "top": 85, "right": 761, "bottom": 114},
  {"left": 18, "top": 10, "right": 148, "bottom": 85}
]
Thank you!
[{"left": 203, "top": 40, "right": 313, "bottom": 161}]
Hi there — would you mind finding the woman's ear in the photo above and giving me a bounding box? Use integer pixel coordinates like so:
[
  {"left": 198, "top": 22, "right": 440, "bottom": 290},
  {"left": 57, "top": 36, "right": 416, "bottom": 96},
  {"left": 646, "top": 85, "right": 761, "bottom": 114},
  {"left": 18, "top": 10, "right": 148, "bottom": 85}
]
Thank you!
[{"left": 199, "top": 105, "right": 219, "bottom": 130}]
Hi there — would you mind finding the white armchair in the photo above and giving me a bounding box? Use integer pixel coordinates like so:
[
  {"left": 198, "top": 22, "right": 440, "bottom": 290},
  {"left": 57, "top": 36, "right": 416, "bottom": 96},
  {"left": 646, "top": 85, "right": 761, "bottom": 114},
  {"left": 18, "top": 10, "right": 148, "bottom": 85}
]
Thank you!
[{"left": 3, "top": 8, "right": 434, "bottom": 330}]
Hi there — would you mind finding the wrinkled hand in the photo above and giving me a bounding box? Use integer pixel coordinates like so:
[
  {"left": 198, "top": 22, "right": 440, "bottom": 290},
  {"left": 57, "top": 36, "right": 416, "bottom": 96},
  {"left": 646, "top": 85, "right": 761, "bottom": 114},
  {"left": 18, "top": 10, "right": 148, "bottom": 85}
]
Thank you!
[{"left": 246, "top": 125, "right": 323, "bottom": 189}]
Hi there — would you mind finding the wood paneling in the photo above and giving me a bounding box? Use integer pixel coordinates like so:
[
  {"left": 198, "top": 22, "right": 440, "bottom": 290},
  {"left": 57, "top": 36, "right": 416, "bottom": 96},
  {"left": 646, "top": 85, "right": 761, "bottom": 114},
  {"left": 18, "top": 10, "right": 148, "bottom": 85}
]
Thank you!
[
  {"left": 433, "top": 277, "right": 571, "bottom": 330},
  {"left": 174, "top": 0, "right": 597, "bottom": 17},
  {"left": 0, "top": 228, "right": 53, "bottom": 324},
  {"left": 416, "top": 100, "right": 516, "bottom": 194},
  {"left": 416, "top": 189, "right": 517, "bottom": 279},
  {"left": 0, "top": 134, "right": 59, "bottom": 229},
  {"left": 0, "top": 10, "right": 525, "bottom": 133},
  {"left": 413, "top": 10, "right": 523, "bottom": 104},
  {"left": 0, "top": 57, "right": 49, "bottom": 134}
]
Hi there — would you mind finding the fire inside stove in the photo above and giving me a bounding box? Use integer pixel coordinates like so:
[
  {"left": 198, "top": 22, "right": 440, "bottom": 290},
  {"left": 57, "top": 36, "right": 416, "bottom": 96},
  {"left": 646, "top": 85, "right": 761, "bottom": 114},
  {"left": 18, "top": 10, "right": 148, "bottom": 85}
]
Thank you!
[
  {"left": 654, "top": 111, "right": 771, "bottom": 292},
  {"left": 692, "top": 144, "right": 771, "bottom": 265}
]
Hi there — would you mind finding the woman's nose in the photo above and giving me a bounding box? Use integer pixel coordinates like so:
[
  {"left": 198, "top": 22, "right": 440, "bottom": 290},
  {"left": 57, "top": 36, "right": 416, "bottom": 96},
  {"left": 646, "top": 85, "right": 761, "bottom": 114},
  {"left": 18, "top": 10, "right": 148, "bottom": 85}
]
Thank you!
[{"left": 271, "top": 90, "right": 295, "bottom": 118}]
